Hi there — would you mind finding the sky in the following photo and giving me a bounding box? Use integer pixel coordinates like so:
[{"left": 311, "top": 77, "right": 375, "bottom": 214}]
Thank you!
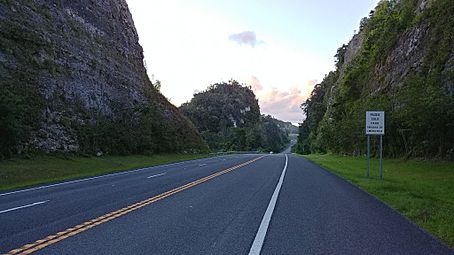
[{"left": 126, "top": 0, "right": 380, "bottom": 125}]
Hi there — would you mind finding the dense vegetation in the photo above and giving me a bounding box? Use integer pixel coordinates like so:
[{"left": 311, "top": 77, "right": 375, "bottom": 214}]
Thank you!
[
  {"left": 0, "top": 8, "right": 47, "bottom": 157},
  {"left": 296, "top": 0, "right": 454, "bottom": 159},
  {"left": 0, "top": 83, "right": 209, "bottom": 158},
  {"left": 260, "top": 115, "right": 292, "bottom": 152},
  {"left": 265, "top": 116, "right": 299, "bottom": 134},
  {"left": 180, "top": 80, "right": 290, "bottom": 152},
  {"left": 0, "top": 81, "right": 43, "bottom": 158},
  {"left": 73, "top": 84, "right": 208, "bottom": 156}
]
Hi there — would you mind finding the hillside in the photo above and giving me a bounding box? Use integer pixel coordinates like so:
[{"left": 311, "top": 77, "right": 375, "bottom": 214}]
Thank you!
[
  {"left": 263, "top": 116, "right": 298, "bottom": 135},
  {"left": 180, "top": 80, "right": 289, "bottom": 152},
  {"left": 0, "top": 0, "right": 207, "bottom": 158},
  {"left": 296, "top": 0, "right": 453, "bottom": 159}
]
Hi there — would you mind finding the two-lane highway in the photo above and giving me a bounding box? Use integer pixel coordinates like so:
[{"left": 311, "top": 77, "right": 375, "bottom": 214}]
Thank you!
[
  {"left": 0, "top": 154, "right": 268, "bottom": 254},
  {"left": 0, "top": 154, "right": 452, "bottom": 254}
]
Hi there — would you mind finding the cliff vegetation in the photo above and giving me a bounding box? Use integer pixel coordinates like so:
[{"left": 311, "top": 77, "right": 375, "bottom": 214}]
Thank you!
[{"left": 296, "top": 0, "right": 454, "bottom": 159}]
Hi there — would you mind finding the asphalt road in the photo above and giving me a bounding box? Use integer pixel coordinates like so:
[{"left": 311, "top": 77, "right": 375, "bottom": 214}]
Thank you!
[{"left": 0, "top": 153, "right": 452, "bottom": 254}]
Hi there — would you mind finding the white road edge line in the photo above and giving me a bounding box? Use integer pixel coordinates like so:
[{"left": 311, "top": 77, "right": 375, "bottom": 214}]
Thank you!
[
  {"left": 0, "top": 200, "right": 50, "bottom": 214},
  {"left": 0, "top": 156, "right": 229, "bottom": 197},
  {"left": 249, "top": 154, "right": 288, "bottom": 255},
  {"left": 147, "top": 172, "right": 167, "bottom": 179}
]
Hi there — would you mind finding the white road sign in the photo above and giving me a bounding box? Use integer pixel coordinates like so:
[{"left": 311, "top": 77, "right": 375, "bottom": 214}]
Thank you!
[{"left": 366, "top": 111, "right": 385, "bottom": 135}]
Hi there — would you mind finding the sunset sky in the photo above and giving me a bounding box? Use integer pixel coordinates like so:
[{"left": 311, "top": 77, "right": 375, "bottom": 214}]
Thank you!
[{"left": 126, "top": 0, "right": 380, "bottom": 124}]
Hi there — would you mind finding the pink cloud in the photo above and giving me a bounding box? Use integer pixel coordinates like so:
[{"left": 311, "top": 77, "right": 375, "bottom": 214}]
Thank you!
[
  {"left": 307, "top": 79, "right": 318, "bottom": 87},
  {"left": 250, "top": 76, "right": 263, "bottom": 91},
  {"left": 258, "top": 86, "right": 311, "bottom": 124}
]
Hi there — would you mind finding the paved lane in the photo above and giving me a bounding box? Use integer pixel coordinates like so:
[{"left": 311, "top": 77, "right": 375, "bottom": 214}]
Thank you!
[
  {"left": 261, "top": 154, "right": 452, "bottom": 255},
  {"left": 0, "top": 154, "right": 270, "bottom": 254},
  {"left": 1, "top": 153, "right": 452, "bottom": 254},
  {"left": 28, "top": 155, "right": 285, "bottom": 255}
]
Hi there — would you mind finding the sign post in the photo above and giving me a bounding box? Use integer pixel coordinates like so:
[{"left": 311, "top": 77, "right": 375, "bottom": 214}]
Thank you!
[
  {"left": 365, "top": 111, "right": 385, "bottom": 179},
  {"left": 380, "top": 135, "right": 383, "bottom": 179},
  {"left": 367, "top": 135, "right": 370, "bottom": 177}
]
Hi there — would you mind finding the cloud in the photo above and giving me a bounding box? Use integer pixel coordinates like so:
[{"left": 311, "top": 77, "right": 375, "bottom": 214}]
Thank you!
[
  {"left": 249, "top": 76, "right": 263, "bottom": 91},
  {"left": 258, "top": 86, "right": 309, "bottom": 124},
  {"left": 229, "top": 31, "right": 262, "bottom": 48},
  {"left": 306, "top": 79, "right": 318, "bottom": 87}
]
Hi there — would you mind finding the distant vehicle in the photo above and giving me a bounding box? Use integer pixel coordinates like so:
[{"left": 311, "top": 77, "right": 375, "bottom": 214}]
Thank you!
[{"left": 269, "top": 151, "right": 274, "bottom": 154}]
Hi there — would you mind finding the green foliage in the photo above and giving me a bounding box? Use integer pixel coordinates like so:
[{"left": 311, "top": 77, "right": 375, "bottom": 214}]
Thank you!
[
  {"left": 180, "top": 80, "right": 289, "bottom": 152},
  {"left": 296, "top": 71, "right": 337, "bottom": 154},
  {"left": 296, "top": 0, "right": 454, "bottom": 159},
  {"left": 0, "top": 4, "right": 54, "bottom": 158},
  {"left": 0, "top": 84, "right": 44, "bottom": 158},
  {"left": 260, "top": 115, "right": 289, "bottom": 152},
  {"left": 423, "top": 0, "right": 454, "bottom": 75},
  {"left": 361, "top": 0, "right": 417, "bottom": 66},
  {"left": 394, "top": 74, "right": 454, "bottom": 157},
  {"left": 0, "top": 88, "right": 25, "bottom": 157},
  {"left": 75, "top": 91, "right": 208, "bottom": 155}
]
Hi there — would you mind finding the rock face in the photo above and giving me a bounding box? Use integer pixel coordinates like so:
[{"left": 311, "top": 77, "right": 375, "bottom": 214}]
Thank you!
[
  {"left": 0, "top": 0, "right": 206, "bottom": 155},
  {"left": 343, "top": 33, "right": 364, "bottom": 68},
  {"left": 322, "top": 0, "right": 453, "bottom": 103},
  {"left": 378, "top": 23, "right": 428, "bottom": 91},
  {"left": 297, "top": 0, "right": 454, "bottom": 159},
  {"left": 330, "top": 0, "right": 453, "bottom": 100}
]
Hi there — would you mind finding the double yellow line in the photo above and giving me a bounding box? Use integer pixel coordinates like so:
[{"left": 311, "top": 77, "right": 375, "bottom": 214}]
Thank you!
[{"left": 4, "top": 156, "right": 264, "bottom": 255}]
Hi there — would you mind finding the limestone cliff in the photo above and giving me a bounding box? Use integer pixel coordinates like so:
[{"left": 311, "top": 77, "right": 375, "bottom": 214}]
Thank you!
[{"left": 0, "top": 0, "right": 207, "bottom": 156}]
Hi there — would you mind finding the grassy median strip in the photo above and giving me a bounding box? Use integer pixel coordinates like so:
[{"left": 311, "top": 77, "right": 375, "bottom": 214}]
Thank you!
[
  {"left": 0, "top": 154, "right": 211, "bottom": 191},
  {"left": 302, "top": 153, "right": 454, "bottom": 247}
]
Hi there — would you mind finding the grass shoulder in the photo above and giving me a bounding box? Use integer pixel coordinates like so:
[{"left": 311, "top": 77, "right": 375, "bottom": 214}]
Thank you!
[
  {"left": 0, "top": 153, "right": 211, "bottom": 192},
  {"left": 300, "top": 153, "right": 454, "bottom": 248}
]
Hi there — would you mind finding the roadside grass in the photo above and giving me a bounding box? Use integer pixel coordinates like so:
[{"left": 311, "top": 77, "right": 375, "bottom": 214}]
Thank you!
[
  {"left": 302, "top": 154, "right": 454, "bottom": 247},
  {"left": 0, "top": 154, "right": 211, "bottom": 191}
]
